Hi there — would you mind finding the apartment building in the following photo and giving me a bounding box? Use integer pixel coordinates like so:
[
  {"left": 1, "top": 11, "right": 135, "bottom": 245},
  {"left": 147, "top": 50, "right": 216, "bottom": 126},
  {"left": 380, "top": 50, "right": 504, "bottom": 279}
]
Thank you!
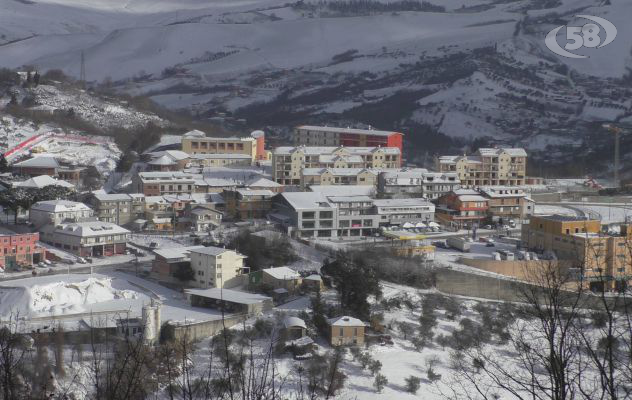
[
  {"left": 190, "top": 246, "right": 246, "bottom": 289},
  {"left": 88, "top": 193, "right": 146, "bottom": 225},
  {"left": 479, "top": 186, "right": 534, "bottom": 222},
  {"left": 435, "top": 189, "right": 489, "bottom": 228},
  {"left": 271, "top": 192, "right": 434, "bottom": 239},
  {"left": 301, "top": 168, "right": 378, "bottom": 188},
  {"left": 40, "top": 221, "right": 130, "bottom": 257},
  {"left": 223, "top": 189, "right": 275, "bottom": 220},
  {"left": 29, "top": 200, "right": 94, "bottom": 227},
  {"left": 521, "top": 215, "right": 632, "bottom": 292},
  {"left": 437, "top": 147, "right": 527, "bottom": 187},
  {"left": 294, "top": 125, "right": 403, "bottom": 153},
  {"left": 189, "top": 153, "right": 253, "bottom": 168},
  {"left": 133, "top": 172, "right": 197, "bottom": 196},
  {"left": 181, "top": 130, "right": 265, "bottom": 162},
  {"left": 272, "top": 146, "right": 401, "bottom": 185},
  {"left": 0, "top": 231, "right": 46, "bottom": 270},
  {"left": 377, "top": 169, "right": 461, "bottom": 199}
]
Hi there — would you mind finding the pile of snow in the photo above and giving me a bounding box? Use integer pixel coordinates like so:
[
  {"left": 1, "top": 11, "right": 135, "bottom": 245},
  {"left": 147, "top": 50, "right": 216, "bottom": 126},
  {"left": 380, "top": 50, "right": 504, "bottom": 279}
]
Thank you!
[{"left": 0, "top": 277, "right": 138, "bottom": 318}]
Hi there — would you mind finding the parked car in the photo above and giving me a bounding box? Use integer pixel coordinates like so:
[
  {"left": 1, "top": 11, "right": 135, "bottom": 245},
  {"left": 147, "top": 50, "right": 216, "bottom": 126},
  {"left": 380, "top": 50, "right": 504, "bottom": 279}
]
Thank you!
[
  {"left": 77, "top": 257, "right": 87, "bottom": 264},
  {"left": 43, "top": 259, "right": 52, "bottom": 265},
  {"left": 486, "top": 242, "right": 495, "bottom": 247},
  {"left": 37, "top": 262, "right": 47, "bottom": 268}
]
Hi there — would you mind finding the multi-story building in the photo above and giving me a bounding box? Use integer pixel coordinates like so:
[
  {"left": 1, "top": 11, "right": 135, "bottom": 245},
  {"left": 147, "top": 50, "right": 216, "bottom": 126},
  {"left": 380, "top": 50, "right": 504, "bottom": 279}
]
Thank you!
[
  {"left": 181, "top": 130, "right": 265, "bottom": 163},
  {"left": 435, "top": 189, "right": 489, "bottom": 228},
  {"left": 377, "top": 169, "right": 461, "bottom": 199},
  {"left": 478, "top": 186, "right": 534, "bottom": 222},
  {"left": 185, "top": 205, "right": 223, "bottom": 233},
  {"left": 88, "top": 193, "right": 146, "bottom": 225},
  {"left": 133, "top": 172, "right": 198, "bottom": 196},
  {"left": 29, "top": 200, "right": 94, "bottom": 227},
  {"left": 437, "top": 147, "right": 527, "bottom": 187},
  {"left": 301, "top": 168, "right": 378, "bottom": 188},
  {"left": 521, "top": 215, "right": 632, "bottom": 292},
  {"left": 189, "top": 153, "right": 253, "bottom": 168},
  {"left": 223, "top": 189, "right": 275, "bottom": 220},
  {"left": 272, "top": 146, "right": 401, "bottom": 185},
  {"left": 271, "top": 192, "right": 435, "bottom": 239},
  {"left": 294, "top": 125, "right": 403, "bottom": 153},
  {"left": 190, "top": 246, "right": 246, "bottom": 289},
  {"left": 327, "top": 316, "right": 366, "bottom": 346},
  {"left": 0, "top": 231, "right": 46, "bottom": 270},
  {"left": 40, "top": 221, "right": 130, "bottom": 257}
]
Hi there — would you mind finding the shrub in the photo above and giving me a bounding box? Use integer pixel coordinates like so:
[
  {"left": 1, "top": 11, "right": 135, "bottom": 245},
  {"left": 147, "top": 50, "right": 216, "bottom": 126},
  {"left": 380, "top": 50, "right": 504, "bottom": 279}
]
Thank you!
[
  {"left": 405, "top": 375, "right": 421, "bottom": 394},
  {"left": 373, "top": 373, "right": 388, "bottom": 393}
]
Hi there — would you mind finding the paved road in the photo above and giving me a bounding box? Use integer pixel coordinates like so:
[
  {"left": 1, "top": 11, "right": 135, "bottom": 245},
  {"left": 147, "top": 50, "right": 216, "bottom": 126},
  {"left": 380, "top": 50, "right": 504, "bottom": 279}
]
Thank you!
[{"left": 0, "top": 260, "right": 152, "bottom": 283}]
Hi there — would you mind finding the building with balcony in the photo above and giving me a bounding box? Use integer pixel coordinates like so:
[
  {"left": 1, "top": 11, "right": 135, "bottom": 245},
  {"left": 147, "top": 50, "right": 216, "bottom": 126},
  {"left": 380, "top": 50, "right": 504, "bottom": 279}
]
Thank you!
[
  {"left": 133, "top": 172, "right": 198, "bottom": 196},
  {"left": 300, "top": 168, "right": 378, "bottom": 189},
  {"left": 29, "top": 200, "right": 94, "bottom": 228},
  {"left": 478, "top": 186, "right": 534, "bottom": 222},
  {"left": 189, "top": 153, "right": 253, "bottom": 168},
  {"left": 435, "top": 189, "right": 489, "bottom": 228},
  {"left": 294, "top": 125, "right": 403, "bottom": 153},
  {"left": 377, "top": 169, "right": 461, "bottom": 199},
  {"left": 272, "top": 146, "right": 401, "bottom": 185},
  {"left": 181, "top": 130, "right": 265, "bottom": 162},
  {"left": 87, "top": 193, "right": 146, "bottom": 225},
  {"left": 270, "top": 192, "right": 434, "bottom": 239},
  {"left": 437, "top": 147, "right": 527, "bottom": 187},
  {"left": 40, "top": 221, "right": 130, "bottom": 257},
  {"left": 223, "top": 188, "right": 275, "bottom": 220}
]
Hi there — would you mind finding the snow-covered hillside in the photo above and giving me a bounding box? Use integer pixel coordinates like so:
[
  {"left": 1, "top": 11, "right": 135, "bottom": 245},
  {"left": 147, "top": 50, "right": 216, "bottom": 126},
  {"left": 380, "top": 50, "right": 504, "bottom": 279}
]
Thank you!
[{"left": 0, "top": 0, "right": 630, "bottom": 173}]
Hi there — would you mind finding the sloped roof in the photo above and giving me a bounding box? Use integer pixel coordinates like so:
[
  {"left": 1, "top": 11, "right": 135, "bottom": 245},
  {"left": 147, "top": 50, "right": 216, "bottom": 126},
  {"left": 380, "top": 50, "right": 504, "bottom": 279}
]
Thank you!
[
  {"left": 327, "top": 316, "right": 366, "bottom": 327},
  {"left": 13, "top": 175, "right": 74, "bottom": 189},
  {"left": 13, "top": 156, "right": 59, "bottom": 168},
  {"left": 296, "top": 125, "right": 401, "bottom": 137},
  {"left": 185, "top": 288, "right": 271, "bottom": 305},
  {"left": 45, "top": 221, "right": 129, "bottom": 237},
  {"left": 30, "top": 200, "right": 91, "bottom": 213},
  {"left": 245, "top": 177, "right": 282, "bottom": 188},
  {"left": 263, "top": 267, "right": 300, "bottom": 281},
  {"left": 284, "top": 316, "right": 307, "bottom": 329},
  {"left": 148, "top": 155, "right": 177, "bottom": 166}
]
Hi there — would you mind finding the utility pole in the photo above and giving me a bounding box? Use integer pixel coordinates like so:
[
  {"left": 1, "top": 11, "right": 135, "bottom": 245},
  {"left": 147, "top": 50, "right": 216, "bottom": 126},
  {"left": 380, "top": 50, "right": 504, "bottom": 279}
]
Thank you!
[
  {"left": 80, "top": 50, "right": 86, "bottom": 84},
  {"left": 603, "top": 124, "right": 623, "bottom": 189}
]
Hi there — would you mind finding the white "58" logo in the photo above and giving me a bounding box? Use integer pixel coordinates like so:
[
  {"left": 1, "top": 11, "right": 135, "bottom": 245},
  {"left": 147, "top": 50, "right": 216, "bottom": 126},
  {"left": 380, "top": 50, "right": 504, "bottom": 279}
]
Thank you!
[{"left": 545, "top": 15, "right": 617, "bottom": 59}]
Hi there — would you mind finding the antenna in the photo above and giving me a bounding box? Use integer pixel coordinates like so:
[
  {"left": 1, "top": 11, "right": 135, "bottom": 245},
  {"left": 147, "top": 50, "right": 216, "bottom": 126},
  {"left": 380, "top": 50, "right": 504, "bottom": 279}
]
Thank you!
[{"left": 80, "top": 51, "right": 86, "bottom": 84}]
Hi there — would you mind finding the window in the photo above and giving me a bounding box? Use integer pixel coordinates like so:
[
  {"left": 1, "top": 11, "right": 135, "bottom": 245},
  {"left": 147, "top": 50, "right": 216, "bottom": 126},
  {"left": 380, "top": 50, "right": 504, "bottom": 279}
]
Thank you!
[{"left": 339, "top": 328, "right": 344, "bottom": 337}]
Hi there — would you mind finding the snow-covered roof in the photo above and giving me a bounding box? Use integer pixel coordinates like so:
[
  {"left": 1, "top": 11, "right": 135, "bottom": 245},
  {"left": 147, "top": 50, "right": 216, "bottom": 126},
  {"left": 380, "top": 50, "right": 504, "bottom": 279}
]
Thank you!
[
  {"left": 148, "top": 155, "right": 176, "bottom": 166},
  {"left": 185, "top": 288, "right": 270, "bottom": 305},
  {"left": 296, "top": 125, "right": 401, "bottom": 137},
  {"left": 245, "top": 177, "right": 282, "bottom": 188},
  {"left": 154, "top": 245, "right": 205, "bottom": 261},
  {"left": 190, "top": 246, "right": 234, "bottom": 257},
  {"left": 235, "top": 189, "right": 274, "bottom": 197},
  {"left": 274, "top": 146, "right": 400, "bottom": 156},
  {"left": 284, "top": 316, "right": 307, "bottom": 329},
  {"left": 478, "top": 147, "right": 527, "bottom": 157},
  {"left": 308, "top": 185, "right": 374, "bottom": 197},
  {"left": 263, "top": 267, "right": 301, "bottom": 281},
  {"left": 183, "top": 130, "right": 206, "bottom": 138},
  {"left": 149, "top": 150, "right": 190, "bottom": 161},
  {"left": 328, "top": 316, "right": 366, "bottom": 327},
  {"left": 202, "top": 178, "right": 237, "bottom": 187},
  {"left": 46, "top": 221, "right": 129, "bottom": 237},
  {"left": 192, "top": 153, "right": 252, "bottom": 160},
  {"left": 327, "top": 195, "right": 373, "bottom": 203},
  {"left": 13, "top": 155, "right": 59, "bottom": 168},
  {"left": 478, "top": 186, "right": 527, "bottom": 198},
  {"left": 278, "top": 192, "right": 331, "bottom": 210},
  {"left": 373, "top": 198, "right": 435, "bottom": 208},
  {"left": 13, "top": 175, "right": 74, "bottom": 189},
  {"left": 304, "top": 274, "right": 322, "bottom": 282},
  {"left": 30, "top": 200, "right": 91, "bottom": 213},
  {"left": 92, "top": 193, "right": 133, "bottom": 201}
]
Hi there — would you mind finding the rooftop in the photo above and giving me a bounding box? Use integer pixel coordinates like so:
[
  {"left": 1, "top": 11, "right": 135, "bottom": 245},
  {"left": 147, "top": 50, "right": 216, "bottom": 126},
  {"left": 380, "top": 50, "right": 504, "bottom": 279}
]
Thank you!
[
  {"left": 13, "top": 155, "right": 59, "bottom": 169},
  {"left": 328, "top": 316, "right": 366, "bottom": 327},
  {"left": 262, "top": 267, "right": 301, "bottom": 281},
  {"left": 536, "top": 214, "right": 596, "bottom": 222},
  {"left": 296, "top": 125, "right": 402, "bottom": 137},
  {"left": 185, "top": 288, "right": 271, "bottom": 305},
  {"left": 13, "top": 175, "right": 74, "bottom": 189},
  {"left": 44, "top": 221, "right": 129, "bottom": 237},
  {"left": 154, "top": 245, "right": 205, "bottom": 261},
  {"left": 30, "top": 200, "right": 92, "bottom": 213}
]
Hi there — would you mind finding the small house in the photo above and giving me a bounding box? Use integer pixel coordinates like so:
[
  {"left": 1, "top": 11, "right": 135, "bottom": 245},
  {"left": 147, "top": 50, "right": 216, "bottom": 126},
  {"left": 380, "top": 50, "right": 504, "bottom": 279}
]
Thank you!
[{"left": 327, "top": 316, "right": 366, "bottom": 346}]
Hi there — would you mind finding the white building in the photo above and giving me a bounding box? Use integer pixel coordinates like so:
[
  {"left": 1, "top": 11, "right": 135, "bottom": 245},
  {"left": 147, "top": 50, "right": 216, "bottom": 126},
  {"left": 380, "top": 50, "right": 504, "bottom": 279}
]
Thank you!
[
  {"left": 40, "top": 221, "right": 130, "bottom": 257},
  {"left": 29, "top": 200, "right": 94, "bottom": 227},
  {"left": 189, "top": 247, "right": 246, "bottom": 289}
]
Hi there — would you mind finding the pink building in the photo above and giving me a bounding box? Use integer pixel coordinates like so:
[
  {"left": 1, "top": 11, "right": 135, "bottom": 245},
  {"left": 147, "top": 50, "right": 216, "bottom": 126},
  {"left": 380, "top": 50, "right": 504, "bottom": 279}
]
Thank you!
[{"left": 0, "top": 232, "right": 46, "bottom": 270}]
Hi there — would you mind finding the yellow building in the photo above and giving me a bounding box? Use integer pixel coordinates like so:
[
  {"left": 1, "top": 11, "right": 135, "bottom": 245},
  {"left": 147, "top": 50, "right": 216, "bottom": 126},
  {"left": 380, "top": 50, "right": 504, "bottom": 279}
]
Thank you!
[
  {"left": 181, "top": 130, "right": 257, "bottom": 162},
  {"left": 437, "top": 147, "right": 527, "bottom": 187},
  {"left": 328, "top": 316, "right": 367, "bottom": 346},
  {"left": 300, "top": 168, "right": 378, "bottom": 188},
  {"left": 189, "top": 247, "right": 246, "bottom": 289},
  {"left": 272, "top": 146, "right": 401, "bottom": 185},
  {"left": 521, "top": 215, "right": 632, "bottom": 291}
]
